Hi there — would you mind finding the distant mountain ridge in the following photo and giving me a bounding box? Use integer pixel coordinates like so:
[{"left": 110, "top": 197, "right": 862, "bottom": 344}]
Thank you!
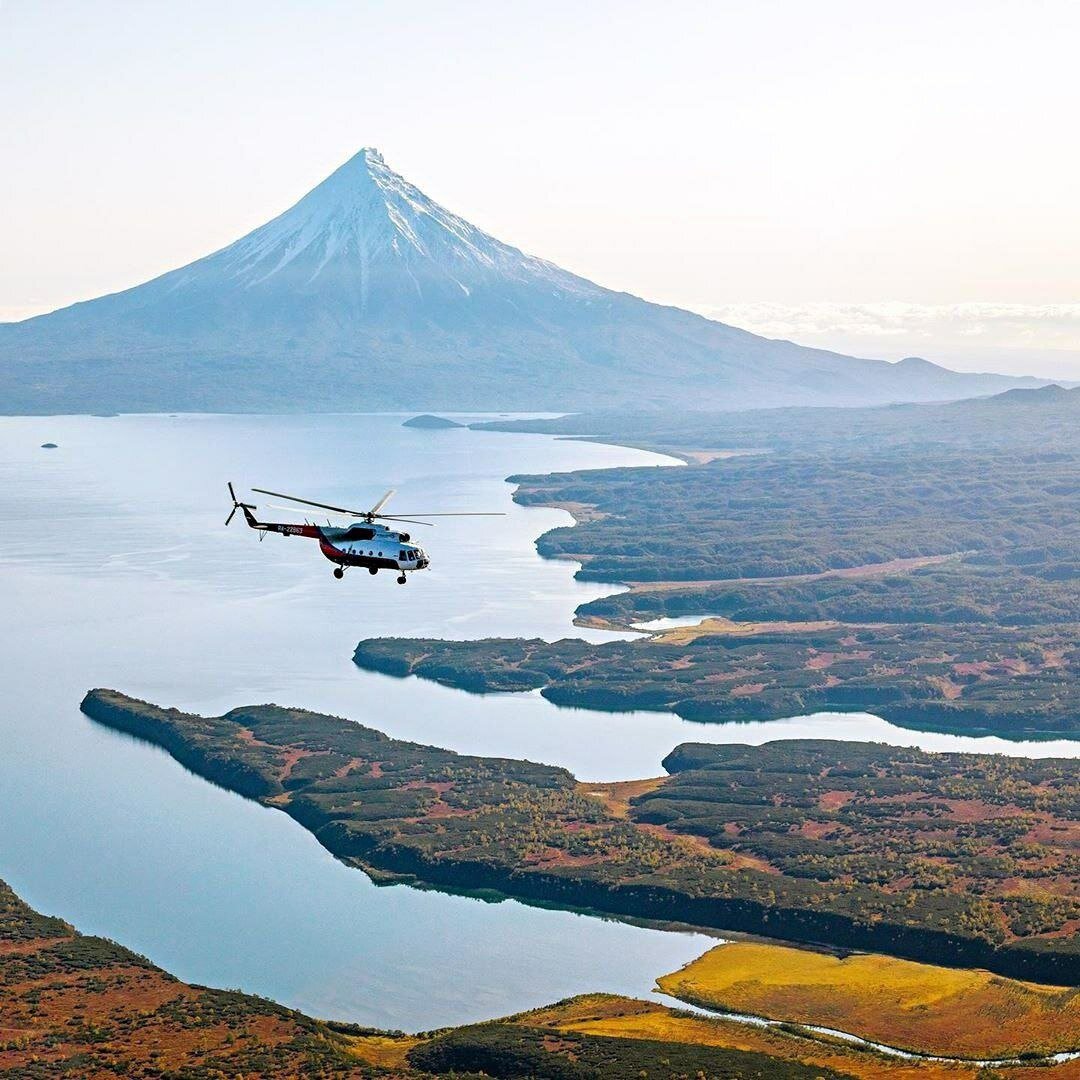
[
  {"left": 474, "top": 382, "right": 1080, "bottom": 462},
  {"left": 0, "top": 148, "right": 1050, "bottom": 414},
  {"left": 984, "top": 383, "right": 1078, "bottom": 403}
]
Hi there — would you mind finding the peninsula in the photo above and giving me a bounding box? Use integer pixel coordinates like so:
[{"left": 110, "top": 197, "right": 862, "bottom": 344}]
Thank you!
[
  {"left": 363, "top": 387, "right": 1080, "bottom": 739},
  {"left": 81, "top": 689, "right": 1080, "bottom": 984}
]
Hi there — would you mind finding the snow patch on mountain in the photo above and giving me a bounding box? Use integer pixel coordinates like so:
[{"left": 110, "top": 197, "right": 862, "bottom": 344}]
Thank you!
[{"left": 189, "top": 147, "right": 600, "bottom": 302}]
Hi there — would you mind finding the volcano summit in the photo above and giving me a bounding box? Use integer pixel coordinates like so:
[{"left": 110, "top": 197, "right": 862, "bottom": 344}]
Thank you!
[{"left": 0, "top": 149, "right": 1043, "bottom": 413}]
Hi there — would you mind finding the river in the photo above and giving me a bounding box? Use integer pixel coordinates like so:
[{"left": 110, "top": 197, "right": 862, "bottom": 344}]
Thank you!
[{"left": 2, "top": 413, "right": 1077, "bottom": 1029}]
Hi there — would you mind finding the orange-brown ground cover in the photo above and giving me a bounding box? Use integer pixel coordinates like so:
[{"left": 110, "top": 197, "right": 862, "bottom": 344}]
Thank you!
[{"left": 0, "top": 880, "right": 367, "bottom": 1078}]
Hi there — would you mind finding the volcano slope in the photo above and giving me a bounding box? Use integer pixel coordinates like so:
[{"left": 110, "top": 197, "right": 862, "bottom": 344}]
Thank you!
[
  {"left": 0, "top": 148, "right": 1046, "bottom": 414},
  {"left": 81, "top": 690, "right": 1080, "bottom": 984}
]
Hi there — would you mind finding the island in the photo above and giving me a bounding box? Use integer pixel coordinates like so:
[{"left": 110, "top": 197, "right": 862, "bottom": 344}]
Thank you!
[
  {"left": 81, "top": 689, "right": 1080, "bottom": 984},
  {"left": 402, "top": 413, "right": 464, "bottom": 429}
]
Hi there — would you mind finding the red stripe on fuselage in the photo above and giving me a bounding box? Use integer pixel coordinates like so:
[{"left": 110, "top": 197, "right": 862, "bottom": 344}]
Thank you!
[{"left": 250, "top": 518, "right": 324, "bottom": 539}]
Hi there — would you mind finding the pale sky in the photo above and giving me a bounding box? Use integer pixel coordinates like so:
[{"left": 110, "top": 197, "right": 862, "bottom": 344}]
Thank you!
[{"left": 3, "top": 0, "right": 1080, "bottom": 376}]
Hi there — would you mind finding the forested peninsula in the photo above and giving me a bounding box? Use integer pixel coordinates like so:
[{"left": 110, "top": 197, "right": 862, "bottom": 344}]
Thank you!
[
  {"left": 361, "top": 387, "right": 1080, "bottom": 738},
  {"left": 81, "top": 690, "right": 1080, "bottom": 984}
]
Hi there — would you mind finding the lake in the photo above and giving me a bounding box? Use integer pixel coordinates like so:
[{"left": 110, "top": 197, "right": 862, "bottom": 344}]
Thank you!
[{"left": 2, "top": 413, "right": 1077, "bottom": 1029}]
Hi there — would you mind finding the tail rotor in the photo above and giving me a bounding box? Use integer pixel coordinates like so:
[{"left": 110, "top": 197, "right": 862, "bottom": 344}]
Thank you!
[{"left": 226, "top": 482, "right": 256, "bottom": 526}]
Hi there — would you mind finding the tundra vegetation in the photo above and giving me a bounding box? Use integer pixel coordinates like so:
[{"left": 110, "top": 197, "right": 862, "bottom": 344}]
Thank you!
[
  {"left": 5, "top": 876, "right": 1079, "bottom": 1077},
  {"left": 656, "top": 941, "right": 1080, "bottom": 1059},
  {"left": 81, "top": 691, "right": 1080, "bottom": 984},
  {"left": 359, "top": 387, "right": 1080, "bottom": 738},
  {"left": 0, "top": 878, "right": 370, "bottom": 1077}
]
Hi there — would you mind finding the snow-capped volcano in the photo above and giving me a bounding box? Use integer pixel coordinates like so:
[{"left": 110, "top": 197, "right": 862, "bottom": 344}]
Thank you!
[
  {"left": 47, "top": 147, "right": 601, "bottom": 334},
  {"left": 213, "top": 148, "right": 597, "bottom": 302},
  {"left": 0, "top": 149, "right": 1045, "bottom": 413}
]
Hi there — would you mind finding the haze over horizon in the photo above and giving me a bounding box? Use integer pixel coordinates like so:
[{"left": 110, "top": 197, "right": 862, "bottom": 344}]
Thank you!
[{"left": 4, "top": 0, "right": 1080, "bottom": 377}]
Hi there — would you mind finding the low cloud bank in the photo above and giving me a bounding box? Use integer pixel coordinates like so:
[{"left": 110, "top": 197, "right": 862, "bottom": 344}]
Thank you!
[{"left": 696, "top": 301, "right": 1080, "bottom": 379}]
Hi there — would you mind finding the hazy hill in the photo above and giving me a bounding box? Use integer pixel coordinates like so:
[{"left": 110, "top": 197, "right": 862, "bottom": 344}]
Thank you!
[
  {"left": 0, "top": 148, "right": 1049, "bottom": 414},
  {"left": 474, "top": 383, "right": 1080, "bottom": 455}
]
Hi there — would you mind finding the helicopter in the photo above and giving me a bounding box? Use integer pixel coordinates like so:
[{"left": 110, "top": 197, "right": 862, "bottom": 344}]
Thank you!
[{"left": 226, "top": 483, "right": 503, "bottom": 582}]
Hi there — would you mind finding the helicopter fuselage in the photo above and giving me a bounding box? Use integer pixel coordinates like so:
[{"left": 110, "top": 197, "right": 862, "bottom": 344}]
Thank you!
[
  {"left": 236, "top": 504, "right": 429, "bottom": 577},
  {"left": 225, "top": 481, "right": 502, "bottom": 583},
  {"left": 319, "top": 521, "right": 430, "bottom": 574}
]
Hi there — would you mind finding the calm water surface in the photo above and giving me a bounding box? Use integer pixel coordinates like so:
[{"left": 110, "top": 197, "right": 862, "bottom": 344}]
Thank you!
[{"left": 2, "top": 414, "right": 1077, "bottom": 1027}]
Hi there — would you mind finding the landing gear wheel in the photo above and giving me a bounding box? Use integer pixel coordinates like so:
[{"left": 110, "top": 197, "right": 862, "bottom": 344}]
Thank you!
[
  {"left": 333, "top": 567, "right": 344, "bottom": 580},
  {"left": 368, "top": 566, "right": 378, "bottom": 575},
  {"left": 397, "top": 574, "right": 407, "bottom": 585}
]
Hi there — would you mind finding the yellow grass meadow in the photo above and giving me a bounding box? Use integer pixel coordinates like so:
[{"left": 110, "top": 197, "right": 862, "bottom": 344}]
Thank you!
[{"left": 656, "top": 942, "right": 1080, "bottom": 1059}]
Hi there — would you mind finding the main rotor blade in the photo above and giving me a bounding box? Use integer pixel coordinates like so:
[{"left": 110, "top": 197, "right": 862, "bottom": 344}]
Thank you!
[
  {"left": 266, "top": 503, "right": 348, "bottom": 524},
  {"left": 251, "top": 488, "right": 505, "bottom": 522},
  {"left": 251, "top": 488, "right": 365, "bottom": 517},
  {"left": 376, "top": 515, "right": 436, "bottom": 527},
  {"left": 368, "top": 489, "right": 396, "bottom": 516}
]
